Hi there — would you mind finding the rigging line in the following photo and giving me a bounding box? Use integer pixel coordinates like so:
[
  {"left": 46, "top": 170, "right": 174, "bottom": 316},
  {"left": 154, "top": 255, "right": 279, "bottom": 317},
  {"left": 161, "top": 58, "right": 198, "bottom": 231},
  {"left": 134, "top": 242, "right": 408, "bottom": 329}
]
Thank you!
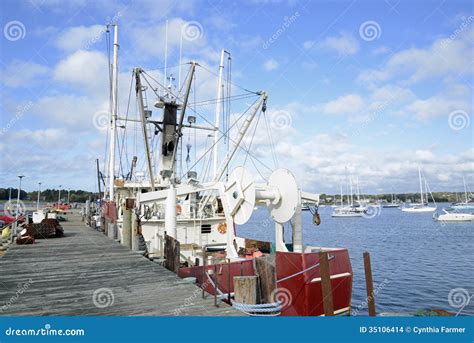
[
  {"left": 189, "top": 93, "right": 257, "bottom": 106},
  {"left": 197, "top": 63, "right": 259, "bottom": 95},
  {"left": 118, "top": 72, "right": 135, "bottom": 175},
  {"left": 144, "top": 63, "right": 188, "bottom": 72},
  {"left": 263, "top": 111, "right": 278, "bottom": 168},
  {"left": 178, "top": 98, "right": 273, "bottom": 182},
  {"left": 178, "top": 99, "right": 255, "bottom": 182},
  {"left": 242, "top": 107, "right": 262, "bottom": 168},
  {"left": 143, "top": 69, "right": 272, "bottom": 177}
]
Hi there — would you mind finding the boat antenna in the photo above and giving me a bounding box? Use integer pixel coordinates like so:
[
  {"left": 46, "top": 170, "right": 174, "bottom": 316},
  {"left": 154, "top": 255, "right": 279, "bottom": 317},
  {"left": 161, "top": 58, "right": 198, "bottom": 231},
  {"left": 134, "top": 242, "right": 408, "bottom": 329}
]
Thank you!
[{"left": 163, "top": 19, "right": 168, "bottom": 97}]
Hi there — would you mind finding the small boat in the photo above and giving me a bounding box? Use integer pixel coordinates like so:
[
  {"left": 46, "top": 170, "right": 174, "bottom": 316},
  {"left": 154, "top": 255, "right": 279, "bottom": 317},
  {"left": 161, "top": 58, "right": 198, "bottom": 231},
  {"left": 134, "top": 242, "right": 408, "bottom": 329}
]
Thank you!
[
  {"left": 331, "top": 206, "right": 363, "bottom": 217},
  {"left": 401, "top": 168, "right": 436, "bottom": 213},
  {"left": 433, "top": 209, "right": 474, "bottom": 222}
]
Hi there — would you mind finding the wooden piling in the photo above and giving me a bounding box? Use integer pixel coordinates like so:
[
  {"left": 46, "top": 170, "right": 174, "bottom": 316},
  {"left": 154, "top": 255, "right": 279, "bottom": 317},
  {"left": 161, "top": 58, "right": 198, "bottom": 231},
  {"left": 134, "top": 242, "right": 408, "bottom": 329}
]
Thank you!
[
  {"left": 363, "top": 251, "right": 376, "bottom": 316},
  {"left": 233, "top": 276, "right": 257, "bottom": 304},
  {"left": 254, "top": 256, "right": 276, "bottom": 304},
  {"left": 319, "top": 251, "right": 334, "bottom": 316},
  {"left": 164, "top": 234, "right": 180, "bottom": 273}
]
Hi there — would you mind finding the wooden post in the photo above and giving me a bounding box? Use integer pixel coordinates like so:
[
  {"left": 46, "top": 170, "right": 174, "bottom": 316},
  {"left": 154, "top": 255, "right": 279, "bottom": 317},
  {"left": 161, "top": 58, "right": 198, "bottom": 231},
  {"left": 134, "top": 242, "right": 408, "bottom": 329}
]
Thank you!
[
  {"left": 233, "top": 276, "right": 257, "bottom": 304},
  {"left": 363, "top": 251, "right": 376, "bottom": 316},
  {"left": 254, "top": 256, "right": 276, "bottom": 304},
  {"left": 164, "top": 234, "right": 180, "bottom": 273},
  {"left": 319, "top": 251, "right": 334, "bottom": 316}
]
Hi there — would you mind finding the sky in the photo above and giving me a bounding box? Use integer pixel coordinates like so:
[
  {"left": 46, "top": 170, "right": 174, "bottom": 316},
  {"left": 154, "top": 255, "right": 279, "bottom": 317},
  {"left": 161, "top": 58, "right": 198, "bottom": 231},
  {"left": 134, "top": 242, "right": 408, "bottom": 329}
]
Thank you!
[{"left": 0, "top": 0, "right": 473, "bottom": 195}]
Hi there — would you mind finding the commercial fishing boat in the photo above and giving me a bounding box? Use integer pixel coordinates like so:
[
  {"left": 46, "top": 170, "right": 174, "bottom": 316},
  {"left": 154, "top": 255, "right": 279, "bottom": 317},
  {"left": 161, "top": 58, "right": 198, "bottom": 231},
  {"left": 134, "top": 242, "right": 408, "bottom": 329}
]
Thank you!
[{"left": 99, "top": 24, "right": 353, "bottom": 316}]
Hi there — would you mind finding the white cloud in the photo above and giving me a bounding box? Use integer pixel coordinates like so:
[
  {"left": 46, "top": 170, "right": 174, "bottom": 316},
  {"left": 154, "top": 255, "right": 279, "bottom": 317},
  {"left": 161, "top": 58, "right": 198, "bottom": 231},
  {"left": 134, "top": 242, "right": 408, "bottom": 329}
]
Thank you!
[
  {"left": 55, "top": 25, "right": 106, "bottom": 51},
  {"left": 323, "top": 94, "right": 364, "bottom": 115},
  {"left": 358, "top": 28, "right": 473, "bottom": 84},
  {"left": 53, "top": 50, "right": 108, "bottom": 93},
  {"left": 2, "top": 61, "right": 49, "bottom": 88},
  {"left": 403, "top": 84, "right": 470, "bottom": 120},
  {"left": 263, "top": 59, "right": 279, "bottom": 71},
  {"left": 318, "top": 32, "right": 359, "bottom": 56}
]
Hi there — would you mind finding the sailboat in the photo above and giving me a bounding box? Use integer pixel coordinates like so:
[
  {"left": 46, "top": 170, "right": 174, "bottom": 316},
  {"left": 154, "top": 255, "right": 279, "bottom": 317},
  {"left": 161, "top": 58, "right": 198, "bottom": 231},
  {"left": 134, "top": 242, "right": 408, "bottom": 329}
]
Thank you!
[
  {"left": 332, "top": 177, "right": 363, "bottom": 217},
  {"left": 401, "top": 168, "right": 436, "bottom": 212},
  {"left": 451, "top": 176, "right": 474, "bottom": 210},
  {"left": 382, "top": 192, "right": 400, "bottom": 208}
]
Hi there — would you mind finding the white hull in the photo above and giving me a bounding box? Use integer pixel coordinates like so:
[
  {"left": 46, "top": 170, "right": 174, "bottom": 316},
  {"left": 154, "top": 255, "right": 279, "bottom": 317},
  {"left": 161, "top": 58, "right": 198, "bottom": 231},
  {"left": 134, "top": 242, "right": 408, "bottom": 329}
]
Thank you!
[
  {"left": 435, "top": 213, "right": 474, "bottom": 222},
  {"left": 331, "top": 213, "right": 363, "bottom": 217},
  {"left": 401, "top": 206, "right": 436, "bottom": 213}
]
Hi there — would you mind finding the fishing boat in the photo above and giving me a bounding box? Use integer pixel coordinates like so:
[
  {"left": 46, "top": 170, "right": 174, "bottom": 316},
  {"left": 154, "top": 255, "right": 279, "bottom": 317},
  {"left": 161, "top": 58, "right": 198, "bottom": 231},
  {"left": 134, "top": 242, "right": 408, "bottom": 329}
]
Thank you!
[
  {"left": 401, "top": 168, "right": 436, "bottom": 213},
  {"left": 99, "top": 24, "right": 353, "bottom": 316},
  {"left": 433, "top": 209, "right": 474, "bottom": 222}
]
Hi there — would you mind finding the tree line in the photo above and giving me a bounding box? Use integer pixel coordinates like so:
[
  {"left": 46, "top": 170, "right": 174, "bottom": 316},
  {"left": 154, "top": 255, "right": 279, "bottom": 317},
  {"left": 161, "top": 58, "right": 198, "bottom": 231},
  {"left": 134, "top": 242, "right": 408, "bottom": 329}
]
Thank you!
[{"left": 0, "top": 188, "right": 97, "bottom": 203}]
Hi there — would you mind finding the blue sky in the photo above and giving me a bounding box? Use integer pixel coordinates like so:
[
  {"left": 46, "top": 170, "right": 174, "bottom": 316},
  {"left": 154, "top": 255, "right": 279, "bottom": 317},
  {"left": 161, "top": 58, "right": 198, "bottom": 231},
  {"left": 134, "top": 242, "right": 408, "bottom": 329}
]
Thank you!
[{"left": 0, "top": 0, "right": 472, "bottom": 195}]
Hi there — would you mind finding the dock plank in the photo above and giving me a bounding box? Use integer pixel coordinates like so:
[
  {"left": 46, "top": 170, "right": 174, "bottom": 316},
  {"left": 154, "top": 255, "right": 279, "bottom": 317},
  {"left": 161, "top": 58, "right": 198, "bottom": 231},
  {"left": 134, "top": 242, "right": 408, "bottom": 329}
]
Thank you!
[{"left": 0, "top": 211, "right": 241, "bottom": 316}]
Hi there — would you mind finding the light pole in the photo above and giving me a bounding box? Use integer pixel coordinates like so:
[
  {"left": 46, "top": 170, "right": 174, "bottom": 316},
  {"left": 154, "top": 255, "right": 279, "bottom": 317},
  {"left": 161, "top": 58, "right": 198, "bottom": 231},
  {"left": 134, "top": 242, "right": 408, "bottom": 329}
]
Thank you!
[
  {"left": 37, "top": 182, "right": 42, "bottom": 210},
  {"left": 58, "top": 185, "right": 62, "bottom": 208},
  {"left": 67, "top": 188, "right": 70, "bottom": 205},
  {"left": 16, "top": 175, "right": 24, "bottom": 220}
]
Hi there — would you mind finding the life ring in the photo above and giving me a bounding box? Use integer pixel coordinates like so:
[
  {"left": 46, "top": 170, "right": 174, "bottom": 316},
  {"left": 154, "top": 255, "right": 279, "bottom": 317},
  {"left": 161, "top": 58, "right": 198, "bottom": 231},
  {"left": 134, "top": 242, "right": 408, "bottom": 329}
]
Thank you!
[
  {"left": 176, "top": 204, "right": 182, "bottom": 216},
  {"left": 217, "top": 222, "right": 227, "bottom": 234}
]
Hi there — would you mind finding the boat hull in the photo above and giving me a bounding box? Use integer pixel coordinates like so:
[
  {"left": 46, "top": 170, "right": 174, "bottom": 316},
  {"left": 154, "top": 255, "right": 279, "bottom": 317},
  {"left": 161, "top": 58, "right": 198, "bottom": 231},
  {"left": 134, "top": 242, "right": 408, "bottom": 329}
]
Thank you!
[
  {"left": 401, "top": 207, "right": 436, "bottom": 212},
  {"left": 178, "top": 248, "right": 353, "bottom": 316}
]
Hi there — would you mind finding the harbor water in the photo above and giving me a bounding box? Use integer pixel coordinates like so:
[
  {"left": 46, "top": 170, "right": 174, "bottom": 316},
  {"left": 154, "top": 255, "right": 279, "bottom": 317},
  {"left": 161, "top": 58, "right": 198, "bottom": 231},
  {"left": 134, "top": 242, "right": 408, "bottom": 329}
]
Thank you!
[{"left": 239, "top": 203, "right": 474, "bottom": 316}]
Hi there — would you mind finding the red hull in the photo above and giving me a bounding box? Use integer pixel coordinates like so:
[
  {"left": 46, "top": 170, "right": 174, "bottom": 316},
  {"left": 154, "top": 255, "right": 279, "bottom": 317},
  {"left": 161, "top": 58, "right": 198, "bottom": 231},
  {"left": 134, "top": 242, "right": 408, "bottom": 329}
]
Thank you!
[{"left": 178, "top": 249, "right": 352, "bottom": 316}]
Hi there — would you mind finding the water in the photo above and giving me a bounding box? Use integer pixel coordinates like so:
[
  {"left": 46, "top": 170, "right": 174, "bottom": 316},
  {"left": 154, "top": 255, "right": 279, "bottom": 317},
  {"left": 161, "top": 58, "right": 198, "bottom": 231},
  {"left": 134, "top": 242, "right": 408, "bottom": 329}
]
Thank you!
[{"left": 238, "top": 203, "right": 474, "bottom": 315}]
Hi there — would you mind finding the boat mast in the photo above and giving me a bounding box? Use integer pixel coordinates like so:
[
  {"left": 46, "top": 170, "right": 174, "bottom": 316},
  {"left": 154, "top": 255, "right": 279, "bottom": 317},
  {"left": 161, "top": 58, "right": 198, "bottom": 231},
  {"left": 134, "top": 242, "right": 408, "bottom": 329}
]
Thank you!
[
  {"left": 170, "top": 62, "right": 197, "bottom": 182},
  {"left": 134, "top": 68, "right": 155, "bottom": 190},
  {"left": 340, "top": 183, "right": 343, "bottom": 206},
  {"left": 108, "top": 24, "right": 119, "bottom": 201},
  {"left": 349, "top": 176, "right": 354, "bottom": 206},
  {"left": 463, "top": 175, "right": 468, "bottom": 203},
  {"left": 213, "top": 49, "right": 226, "bottom": 179},
  {"left": 418, "top": 167, "right": 424, "bottom": 205}
]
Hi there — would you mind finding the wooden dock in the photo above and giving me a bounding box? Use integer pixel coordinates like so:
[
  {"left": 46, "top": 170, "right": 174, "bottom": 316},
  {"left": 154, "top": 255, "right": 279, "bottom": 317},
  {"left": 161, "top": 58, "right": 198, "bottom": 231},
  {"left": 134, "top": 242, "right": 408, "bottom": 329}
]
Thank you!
[{"left": 0, "top": 211, "right": 241, "bottom": 316}]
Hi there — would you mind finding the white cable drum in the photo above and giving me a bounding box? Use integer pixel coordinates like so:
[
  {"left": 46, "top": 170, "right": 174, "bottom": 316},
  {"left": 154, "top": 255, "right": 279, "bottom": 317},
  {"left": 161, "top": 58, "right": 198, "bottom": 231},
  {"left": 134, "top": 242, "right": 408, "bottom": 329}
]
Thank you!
[{"left": 267, "top": 169, "right": 299, "bottom": 224}]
